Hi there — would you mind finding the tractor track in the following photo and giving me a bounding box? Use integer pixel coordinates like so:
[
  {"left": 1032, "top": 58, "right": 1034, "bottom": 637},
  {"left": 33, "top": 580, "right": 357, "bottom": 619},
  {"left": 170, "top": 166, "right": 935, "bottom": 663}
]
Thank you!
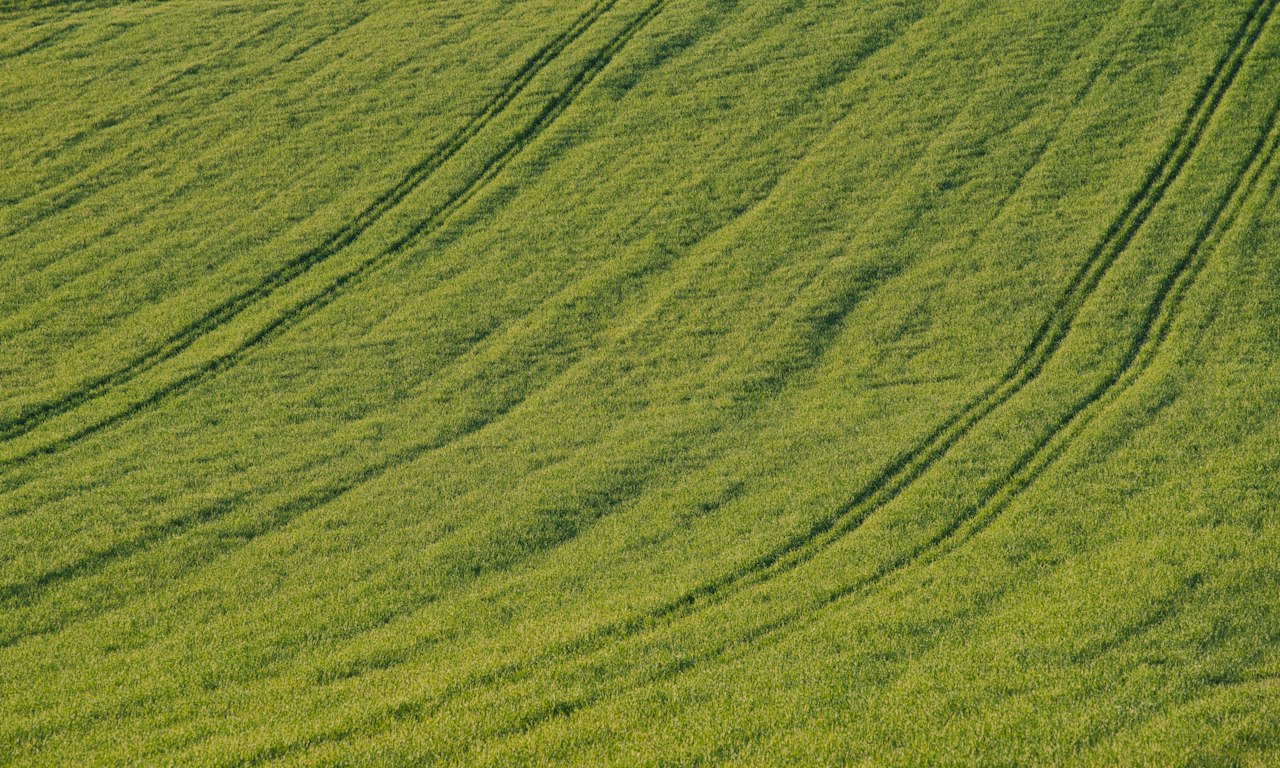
[
  {"left": 595, "top": 0, "right": 1279, "bottom": 646},
  {"left": 255, "top": 0, "right": 1276, "bottom": 749},
  {"left": 872, "top": 91, "right": 1280, "bottom": 600},
  {"left": 0, "top": 0, "right": 672, "bottom": 617},
  {"left": 439, "top": 0, "right": 1280, "bottom": 708},
  {"left": 0, "top": 0, "right": 623, "bottom": 446},
  {"left": 454, "top": 108, "right": 1280, "bottom": 743},
  {"left": 460, "top": 4, "right": 1280, "bottom": 743},
  {"left": 167, "top": 0, "right": 1280, "bottom": 759}
]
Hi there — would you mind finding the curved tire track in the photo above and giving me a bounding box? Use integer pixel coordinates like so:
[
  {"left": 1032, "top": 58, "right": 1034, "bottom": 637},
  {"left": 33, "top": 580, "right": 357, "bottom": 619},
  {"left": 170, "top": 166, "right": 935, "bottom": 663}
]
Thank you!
[
  {"left": 488, "top": 0, "right": 1280, "bottom": 693},
  {"left": 469, "top": 10, "right": 1280, "bottom": 746},
  {"left": 616, "top": 0, "right": 1279, "bottom": 636},
  {"left": 0, "top": 0, "right": 664, "bottom": 480},
  {"left": 288, "top": 0, "right": 1278, "bottom": 745},
  {"left": 189, "top": 1, "right": 1279, "bottom": 758},
  {"left": 0, "top": 0, "right": 672, "bottom": 620},
  {"left": 578, "top": 105, "right": 1280, "bottom": 734},
  {"left": 0, "top": 0, "right": 621, "bottom": 444},
  {"left": 452, "top": 112, "right": 1280, "bottom": 747},
  {"left": 870, "top": 92, "right": 1280, "bottom": 596}
]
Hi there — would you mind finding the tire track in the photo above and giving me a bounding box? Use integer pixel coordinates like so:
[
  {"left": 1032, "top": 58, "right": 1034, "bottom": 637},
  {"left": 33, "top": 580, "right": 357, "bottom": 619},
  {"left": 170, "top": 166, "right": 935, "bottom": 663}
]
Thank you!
[
  {"left": 262, "top": 0, "right": 1275, "bottom": 747},
  {"left": 8, "top": 0, "right": 919, "bottom": 633},
  {"left": 464, "top": 0, "right": 1277, "bottom": 693},
  {"left": 0, "top": 0, "right": 665, "bottom": 475},
  {"left": 164, "top": 2, "right": 1227, "bottom": 758},
  {"left": 462, "top": 18, "right": 1280, "bottom": 750},
  {"left": 151, "top": 1, "right": 692, "bottom": 762},
  {"left": 0, "top": 0, "right": 926, "bottom": 640},
  {"left": 2, "top": 0, "right": 665, "bottom": 482},
  {"left": 462, "top": 101, "right": 1279, "bottom": 735},
  {"left": 0, "top": 0, "right": 622, "bottom": 445},
  {"left": 605, "top": 0, "right": 1277, "bottom": 637},
  {"left": 866, "top": 90, "right": 1280, "bottom": 599},
  {"left": 583, "top": 114, "right": 1280, "bottom": 728},
  {"left": 0, "top": 246, "right": 676, "bottom": 642}
]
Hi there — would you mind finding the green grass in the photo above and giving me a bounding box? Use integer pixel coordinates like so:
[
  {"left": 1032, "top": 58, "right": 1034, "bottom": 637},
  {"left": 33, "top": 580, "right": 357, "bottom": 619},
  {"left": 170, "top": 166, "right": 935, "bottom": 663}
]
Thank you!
[{"left": 2, "top": 0, "right": 1279, "bottom": 764}]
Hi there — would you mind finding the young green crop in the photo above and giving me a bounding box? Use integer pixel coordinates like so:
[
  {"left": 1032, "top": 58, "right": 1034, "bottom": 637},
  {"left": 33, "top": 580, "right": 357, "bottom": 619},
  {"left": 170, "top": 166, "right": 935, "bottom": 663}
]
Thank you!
[{"left": 1, "top": 0, "right": 1278, "bottom": 765}]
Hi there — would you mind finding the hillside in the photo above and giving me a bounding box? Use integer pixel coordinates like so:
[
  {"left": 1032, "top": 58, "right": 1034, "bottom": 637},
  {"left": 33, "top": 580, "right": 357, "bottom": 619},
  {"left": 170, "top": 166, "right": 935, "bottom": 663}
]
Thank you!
[{"left": 2, "top": 0, "right": 1279, "bottom": 764}]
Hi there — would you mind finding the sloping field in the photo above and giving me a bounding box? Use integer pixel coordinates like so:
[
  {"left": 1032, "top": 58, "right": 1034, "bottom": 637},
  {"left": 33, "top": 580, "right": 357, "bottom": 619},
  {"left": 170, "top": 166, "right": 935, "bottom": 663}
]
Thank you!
[{"left": 2, "top": 0, "right": 1279, "bottom": 764}]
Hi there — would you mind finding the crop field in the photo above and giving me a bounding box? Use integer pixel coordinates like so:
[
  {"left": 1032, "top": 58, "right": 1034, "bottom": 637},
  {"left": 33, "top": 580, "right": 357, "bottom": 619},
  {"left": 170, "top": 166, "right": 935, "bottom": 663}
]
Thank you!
[{"left": 2, "top": 0, "right": 1280, "bottom": 764}]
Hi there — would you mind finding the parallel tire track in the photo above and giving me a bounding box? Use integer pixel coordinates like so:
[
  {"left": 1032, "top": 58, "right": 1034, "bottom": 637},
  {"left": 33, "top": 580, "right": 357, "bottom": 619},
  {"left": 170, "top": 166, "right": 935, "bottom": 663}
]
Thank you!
[
  {"left": 0, "top": 0, "right": 660, "bottom": 478},
  {"left": 186, "top": 2, "right": 1278, "bottom": 759},
  {"left": 296, "top": 0, "right": 1280, "bottom": 745},
  {"left": 9, "top": 0, "right": 939, "bottom": 684},
  {"left": 621, "top": 103, "right": 1280, "bottom": 730},
  {"left": 0, "top": 0, "right": 621, "bottom": 444},
  {"left": 712, "top": 0, "right": 1279, "bottom": 588},
  {"left": 0, "top": 0, "right": 671, "bottom": 612},
  {"left": 6, "top": 0, "right": 1269, "bottom": 759},
  {"left": 2, "top": 0, "right": 916, "bottom": 644},
  {"left": 513, "top": 0, "right": 1278, "bottom": 675},
  {"left": 208, "top": 3, "right": 683, "bottom": 764},
  {"left": 455, "top": 101, "right": 1280, "bottom": 753},
  {"left": 674, "top": 96, "right": 1280, "bottom": 674},
  {"left": 872, "top": 92, "right": 1280, "bottom": 596}
]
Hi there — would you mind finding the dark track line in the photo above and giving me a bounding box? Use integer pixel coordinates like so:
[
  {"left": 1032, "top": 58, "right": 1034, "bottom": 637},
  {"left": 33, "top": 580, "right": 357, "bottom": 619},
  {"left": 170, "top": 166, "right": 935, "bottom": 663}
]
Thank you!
[
  {"left": 609, "top": 0, "right": 1279, "bottom": 636},
  {"left": 65, "top": 2, "right": 1275, "bottom": 760},
  {"left": 8, "top": 0, "right": 1267, "bottom": 758},
  {"left": 623, "top": 113, "right": 1280, "bottom": 717},
  {"left": 0, "top": 0, "right": 621, "bottom": 445},
  {"left": 278, "top": 9, "right": 370, "bottom": 66},
  {"left": 759, "top": 114, "right": 1280, "bottom": 625},
  {"left": 159, "top": 2, "right": 1199, "bottom": 758},
  {"left": 468, "top": 18, "right": 1280, "bottom": 748},
  {"left": 460, "top": 110, "right": 1280, "bottom": 737},
  {"left": 882, "top": 94, "right": 1280, "bottom": 592},
  {"left": 0, "top": 37, "right": 899, "bottom": 645},
  {"left": 263, "top": 0, "right": 1277, "bottom": 747},
  {"left": 212, "top": 3, "right": 685, "bottom": 763},
  {"left": 0, "top": 0, "right": 671, "bottom": 619},
  {"left": 470, "top": 0, "right": 1279, "bottom": 688},
  {"left": 0, "top": 0, "right": 657, "bottom": 478}
]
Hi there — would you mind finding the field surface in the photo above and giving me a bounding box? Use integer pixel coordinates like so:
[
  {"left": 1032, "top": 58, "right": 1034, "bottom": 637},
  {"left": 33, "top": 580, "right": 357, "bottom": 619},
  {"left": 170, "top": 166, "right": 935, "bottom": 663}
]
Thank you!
[{"left": 2, "top": 0, "right": 1280, "bottom": 764}]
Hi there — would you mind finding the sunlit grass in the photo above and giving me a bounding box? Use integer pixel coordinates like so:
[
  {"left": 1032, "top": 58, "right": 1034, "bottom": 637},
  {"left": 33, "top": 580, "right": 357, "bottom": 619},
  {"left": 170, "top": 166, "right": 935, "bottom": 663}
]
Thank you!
[{"left": 1, "top": 0, "right": 1279, "bottom": 764}]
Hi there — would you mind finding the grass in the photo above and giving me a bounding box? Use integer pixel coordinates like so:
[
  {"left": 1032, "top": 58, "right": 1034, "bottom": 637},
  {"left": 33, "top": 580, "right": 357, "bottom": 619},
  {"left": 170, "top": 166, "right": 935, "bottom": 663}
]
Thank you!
[{"left": 2, "top": 0, "right": 1279, "bottom": 764}]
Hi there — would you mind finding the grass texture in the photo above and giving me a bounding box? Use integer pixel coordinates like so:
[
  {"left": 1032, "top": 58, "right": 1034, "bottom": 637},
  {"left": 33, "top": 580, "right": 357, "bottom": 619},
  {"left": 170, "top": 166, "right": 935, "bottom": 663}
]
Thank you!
[{"left": 2, "top": 0, "right": 1280, "bottom": 764}]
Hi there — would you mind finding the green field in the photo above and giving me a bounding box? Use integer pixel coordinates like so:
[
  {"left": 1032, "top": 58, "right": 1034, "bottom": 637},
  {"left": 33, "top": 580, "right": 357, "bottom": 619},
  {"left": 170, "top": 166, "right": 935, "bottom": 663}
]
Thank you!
[{"left": 2, "top": 0, "right": 1280, "bottom": 764}]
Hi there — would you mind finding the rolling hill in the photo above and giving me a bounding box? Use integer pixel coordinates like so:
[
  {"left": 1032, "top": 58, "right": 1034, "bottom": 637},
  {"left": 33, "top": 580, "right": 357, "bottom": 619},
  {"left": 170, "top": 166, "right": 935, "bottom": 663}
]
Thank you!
[{"left": 2, "top": 0, "right": 1279, "bottom": 764}]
